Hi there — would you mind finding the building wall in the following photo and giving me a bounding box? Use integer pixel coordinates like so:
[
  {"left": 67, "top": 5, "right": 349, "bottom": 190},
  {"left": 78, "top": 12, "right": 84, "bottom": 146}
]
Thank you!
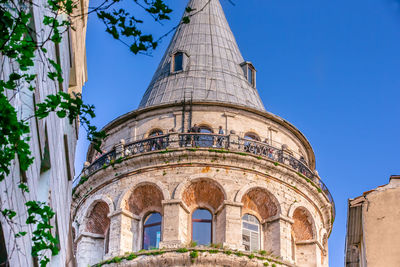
[
  {"left": 362, "top": 178, "right": 400, "bottom": 266},
  {"left": 0, "top": 0, "right": 88, "bottom": 265},
  {"left": 345, "top": 176, "right": 400, "bottom": 267},
  {"left": 72, "top": 105, "right": 333, "bottom": 267}
]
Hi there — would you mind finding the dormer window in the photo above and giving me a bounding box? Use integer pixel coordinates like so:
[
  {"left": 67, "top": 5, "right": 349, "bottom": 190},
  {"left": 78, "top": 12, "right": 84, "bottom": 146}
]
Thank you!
[
  {"left": 171, "top": 51, "right": 189, "bottom": 74},
  {"left": 241, "top": 61, "right": 256, "bottom": 87},
  {"left": 174, "top": 52, "right": 183, "bottom": 72}
]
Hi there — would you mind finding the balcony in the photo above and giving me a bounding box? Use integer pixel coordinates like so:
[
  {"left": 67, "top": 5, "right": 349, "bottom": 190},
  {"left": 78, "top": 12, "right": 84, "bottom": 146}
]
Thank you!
[{"left": 75, "top": 132, "right": 334, "bottom": 216}]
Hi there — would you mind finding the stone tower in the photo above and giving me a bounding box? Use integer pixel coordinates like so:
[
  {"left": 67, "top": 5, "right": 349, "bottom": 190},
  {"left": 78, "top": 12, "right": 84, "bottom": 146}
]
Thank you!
[{"left": 72, "top": 0, "right": 335, "bottom": 266}]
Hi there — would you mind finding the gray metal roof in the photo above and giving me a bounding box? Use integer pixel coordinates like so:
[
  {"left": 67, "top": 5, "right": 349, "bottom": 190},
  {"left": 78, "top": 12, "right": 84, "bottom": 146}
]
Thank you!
[{"left": 139, "top": 0, "right": 265, "bottom": 111}]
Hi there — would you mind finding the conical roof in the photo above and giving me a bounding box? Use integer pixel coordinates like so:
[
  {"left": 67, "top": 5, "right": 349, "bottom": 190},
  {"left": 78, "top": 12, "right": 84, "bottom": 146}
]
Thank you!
[{"left": 139, "top": 0, "right": 265, "bottom": 111}]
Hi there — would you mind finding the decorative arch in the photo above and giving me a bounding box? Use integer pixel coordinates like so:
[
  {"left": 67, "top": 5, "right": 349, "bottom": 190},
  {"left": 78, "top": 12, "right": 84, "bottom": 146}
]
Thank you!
[
  {"left": 236, "top": 186, "right": 281, "bottom": 220},
  {"left": 198, "top": 124, "right": 214, "bottom": 133},
  {"left": 147, "top": 128, "right": 164, "bottom": 137},
  {"left": 244, "top": 132, "right": 260, "bottom": 141},
  {"left": 80, "top": 195, "right": 114, "bottom": 231},
  {"left": 127, "top": 185, "right": 163, "bottom": 216},
  {"left": 117, "top": 180, "right": 170, "bottom": 211},
  {"left": 292, "top": 207, "right": 316, "bottom": 241},
  {"left": 177, "top": 178, "right": 226, "bottom": 212},
  {"left": 85, "top": 201, "right": 110, "bottom": 235}
]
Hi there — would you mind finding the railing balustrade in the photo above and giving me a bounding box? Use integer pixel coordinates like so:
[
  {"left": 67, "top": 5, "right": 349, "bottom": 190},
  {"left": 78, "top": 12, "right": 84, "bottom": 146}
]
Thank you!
[
  {"left": 77, "top": 133, "right": 334, "bottom": 217},
  {"left": 124, "top": 134, "right": 170, "bottom": 156},
  {"left": 86, "top": 150, "right": 117, "bottom": 174},
  {"left": 179, "top": 133, "right": 229, "bottom": 149}
]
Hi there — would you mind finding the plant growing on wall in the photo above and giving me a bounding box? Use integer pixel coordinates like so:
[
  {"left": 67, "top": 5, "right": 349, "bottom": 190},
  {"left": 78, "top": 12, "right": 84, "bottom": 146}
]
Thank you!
[{"left": 0, "top": 0, "right": 210, "bottom": 265}]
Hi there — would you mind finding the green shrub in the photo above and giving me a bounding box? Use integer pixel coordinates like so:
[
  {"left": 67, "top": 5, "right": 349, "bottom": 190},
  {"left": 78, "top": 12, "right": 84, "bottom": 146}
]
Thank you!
[
  {"left": 125, "top": 253, "right": 137, "bottom": 260},
  {"left": 176, "top": 248, "right": 188, "bottom": 253},
  {"left": 223, "top": 250, "right": 232, "bottom": 255},
  {"left": 190, "top": 250, "right": 198, "bottom": 259}
]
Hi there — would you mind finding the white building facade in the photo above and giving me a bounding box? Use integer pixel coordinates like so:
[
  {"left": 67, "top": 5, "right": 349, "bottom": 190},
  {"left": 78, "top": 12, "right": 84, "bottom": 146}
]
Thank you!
[{"left": 0, "top": 0, "right": 88, "bottom": 265}]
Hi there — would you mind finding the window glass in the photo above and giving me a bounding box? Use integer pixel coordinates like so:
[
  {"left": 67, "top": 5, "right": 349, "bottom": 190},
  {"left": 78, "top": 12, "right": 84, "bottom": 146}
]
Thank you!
[
  {"left": 198, "top": 126, "right": 213, "bottom": 147},
  {"left": 248, "top": 67, "right": 253, "bottom": 85},
  {"left": 143, "top": 213, "right": 162, "bottom": 250},
  {"left": 192, "top": 209, "right": 212, "bottom": 245},
  {"left": 174, "top": 52, "right": 183, "bottom": 72},
  {"left": 242, "top": 214, "right": 260, "bottom": 251}
]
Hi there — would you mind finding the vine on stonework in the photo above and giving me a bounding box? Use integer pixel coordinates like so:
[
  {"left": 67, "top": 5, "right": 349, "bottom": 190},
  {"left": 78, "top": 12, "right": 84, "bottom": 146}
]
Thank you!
[{"left": 0, "top": 0, "right": 203, "bottom": 265}]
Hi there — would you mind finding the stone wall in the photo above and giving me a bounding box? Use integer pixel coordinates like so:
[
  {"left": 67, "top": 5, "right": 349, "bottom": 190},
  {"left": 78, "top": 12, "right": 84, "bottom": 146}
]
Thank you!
[{"left": 73, "top": 150, "right": 332, "bottom": 266}]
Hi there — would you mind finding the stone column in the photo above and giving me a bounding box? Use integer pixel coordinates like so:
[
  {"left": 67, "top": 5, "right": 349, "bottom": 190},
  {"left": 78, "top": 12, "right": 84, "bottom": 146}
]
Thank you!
[
  {"left": 263, "top": 214, "right": 294, "bottom": 263},
  {"left": 160, "top": 200, "right": 190, "bottom": 248},
  {"left": 216, "top": 201, "right": 244, "bottom": 250},
  {"left": 295, "top": 240, "right": 323, "bottom": 267},
  {"left": 168, "top": 133, "right": 180, "bottom": 149},
  {"left": 115, "top": 139, "right": 125, "bottom": 158},
  {"left": 228, "top": 132, "right": 240, "bottom": 151},
  {"left": 76, "top": 232, "right": 105, "bottom": 267},
  {"left": 107, "top": 209, "right": 139, "bottom": 257}
]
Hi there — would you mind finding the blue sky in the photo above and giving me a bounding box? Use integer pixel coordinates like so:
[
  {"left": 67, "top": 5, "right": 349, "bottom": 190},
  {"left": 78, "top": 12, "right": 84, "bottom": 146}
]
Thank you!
[{"left": 75, "top": 1, "right": 400, "bottom": 266}]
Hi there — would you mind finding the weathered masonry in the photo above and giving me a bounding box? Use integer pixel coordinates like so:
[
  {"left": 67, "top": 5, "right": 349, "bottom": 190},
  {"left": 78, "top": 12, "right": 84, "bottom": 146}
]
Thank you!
[{"left": 71, "top": 0, "right": 334, "bottom": 266}]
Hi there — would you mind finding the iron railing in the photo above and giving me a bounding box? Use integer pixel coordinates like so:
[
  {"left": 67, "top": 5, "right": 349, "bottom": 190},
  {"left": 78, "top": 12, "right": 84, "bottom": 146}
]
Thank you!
[
  {"left": 86, "top": 150, "right": 117, "bottom": 174},
  {"left": 237, "top": 138, "right": 315, "bottom": 181},
  {"left": 179, "top": 133, "right": 229, "bottom": 149},
  {"left": 77, "top": 133, "right": 334, "bottom": 215},
  {"left": 124, "top": 134, "right": 170, "bottom": 156}
]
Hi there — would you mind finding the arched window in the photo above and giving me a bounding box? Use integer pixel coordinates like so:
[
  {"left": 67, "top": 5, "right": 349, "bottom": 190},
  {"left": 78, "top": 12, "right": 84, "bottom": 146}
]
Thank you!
[
  {"left": 143, "top": 213, "right": 162, "bottom": 250},
  {"left": 244, "top": 133, "right": 261, "bottom": 153},
  {"left": 148, "top": 129, "right": 163, "bottom": 137},
  {"left": 244, "top": 132, "right": 260, "bottom": 141},
  {"left": 198, "top": 125, "right": 213, "bottom": 147},
  {"left": 242, "top": 214, "right": 260, "bottom": 251},
  {"left": 192, "top": 209, "right": 212, "bottom": 245}
]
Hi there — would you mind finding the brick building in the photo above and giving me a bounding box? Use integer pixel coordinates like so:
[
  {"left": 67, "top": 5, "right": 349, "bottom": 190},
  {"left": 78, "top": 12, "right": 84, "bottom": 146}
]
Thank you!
[{"left": 72, "top": 0, "right": 335, "bottom": 266}]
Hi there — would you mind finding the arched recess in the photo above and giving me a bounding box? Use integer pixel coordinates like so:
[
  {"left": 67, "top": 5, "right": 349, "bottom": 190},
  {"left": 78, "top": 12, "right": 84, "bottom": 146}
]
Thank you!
[
  {"left": 239, "top": 186, "right": 280, "bottom": 252},
  {"left": 236, "top": 186, "right": 281, "bottom": 220},
  {"left": 180, "top": 178, "right": 225, "bottom": 212},
  {"left": 291, "top": 207, "right": 317, "bottom": 266},
  {"left": 292, "top": 207, "right": 316, "bottom": 241},
  {"left": 117, "top": 181, "right": 168, "bottom": 251},
  {"left": 126, "top": 184, "right": 164, "bottom": 216},
  {"left": 117, "top": 180, "right": 170, "bottom": 212},
  {"left": 147, "top": 128, "right": 164, "bottom": 137},
  {"left": 244, "top": 132, "right": 260, "bottom": 141},
  {"left": 179, "top": 178, "right": 226, "bottom": 245},
  {"left": 77, "top": 200, "right": 111, "bottom": 266}
]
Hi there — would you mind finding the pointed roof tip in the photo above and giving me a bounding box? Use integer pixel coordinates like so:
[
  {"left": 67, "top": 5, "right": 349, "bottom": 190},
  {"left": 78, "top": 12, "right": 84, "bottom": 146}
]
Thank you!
[{"left": 139, "top": 0, "right": 265, "bottom": 111}]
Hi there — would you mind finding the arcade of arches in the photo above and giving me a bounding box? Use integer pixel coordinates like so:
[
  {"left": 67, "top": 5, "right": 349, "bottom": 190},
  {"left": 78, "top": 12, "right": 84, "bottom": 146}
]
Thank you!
[{"left": 75, "top": 179, "right": 322, "bottom": 266}]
